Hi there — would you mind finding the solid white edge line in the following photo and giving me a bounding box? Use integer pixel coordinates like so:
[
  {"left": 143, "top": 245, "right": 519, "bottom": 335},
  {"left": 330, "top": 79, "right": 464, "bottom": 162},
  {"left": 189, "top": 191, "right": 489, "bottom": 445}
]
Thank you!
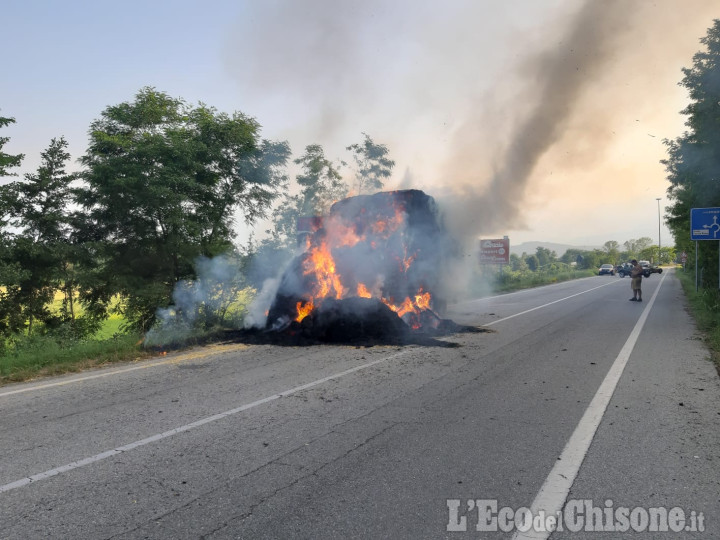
[
  {"left": 512, "top": 270, "right": 668, "bottom": 540},
  {"left": 0, "top": 345, "right": 247, "bottom": 398},
  {"left": 0, "top": 351, "right": 408, "bottom": 494},
  {"left": 0, "top": 362, "right": 171, "bottom": 398}
]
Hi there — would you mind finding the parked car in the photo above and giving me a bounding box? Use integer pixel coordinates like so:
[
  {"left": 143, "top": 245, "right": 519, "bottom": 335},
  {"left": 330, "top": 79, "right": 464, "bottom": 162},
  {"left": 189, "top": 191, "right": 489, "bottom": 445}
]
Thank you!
[
  {"left": 616, "top": 262, "right": 631, "bottom": 277},
  {"left": 598, "top": 263, "right": 615, "bottom": 276},
  {"left": 617, "top": 261, "right": 663, "bottom": 278}
]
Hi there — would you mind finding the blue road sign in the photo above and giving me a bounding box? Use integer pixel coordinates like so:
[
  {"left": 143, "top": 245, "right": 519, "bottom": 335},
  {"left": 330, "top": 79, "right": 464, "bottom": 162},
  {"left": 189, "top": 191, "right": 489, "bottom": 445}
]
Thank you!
[{"left": 691, "top": 207, "right": 720, "bottom": 241}]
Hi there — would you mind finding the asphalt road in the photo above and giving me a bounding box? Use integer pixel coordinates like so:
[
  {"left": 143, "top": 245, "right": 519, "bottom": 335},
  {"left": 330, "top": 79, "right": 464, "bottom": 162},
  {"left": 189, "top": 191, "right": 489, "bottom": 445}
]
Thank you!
[{"left": 1, "top": 269, "right": 718, "bottom": 539}]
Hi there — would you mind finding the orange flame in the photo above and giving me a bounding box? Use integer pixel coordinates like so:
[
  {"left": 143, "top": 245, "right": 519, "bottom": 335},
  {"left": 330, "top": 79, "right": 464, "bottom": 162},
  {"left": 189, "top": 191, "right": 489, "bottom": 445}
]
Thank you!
[
  {"left": 357, "top": 283, "right": 372, "bottom": 298},
  {"left": 381, "top": 287, "right": 433, "bottom": 318},
  {"left": 414, "top": 289, "right": 432, "bottom": 310},
  {"left": 295, "top": 300, "right": 314, "bottom": 322},
  {"left": 292, "top": 197, "right": 435, "bottom": 329},
  {"left": 304, "top": 241, "right": 344, "bottom": 299}
]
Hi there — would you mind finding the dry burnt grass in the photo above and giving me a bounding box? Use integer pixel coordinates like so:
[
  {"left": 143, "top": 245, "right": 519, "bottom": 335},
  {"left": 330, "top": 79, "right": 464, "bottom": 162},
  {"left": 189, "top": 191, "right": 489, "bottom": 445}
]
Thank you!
[
  {"left": 147, "top": 313, "right": 489, "bottom": 352},
  {"left": 224, "top": 320, "right": 488, "bottom": 348}
]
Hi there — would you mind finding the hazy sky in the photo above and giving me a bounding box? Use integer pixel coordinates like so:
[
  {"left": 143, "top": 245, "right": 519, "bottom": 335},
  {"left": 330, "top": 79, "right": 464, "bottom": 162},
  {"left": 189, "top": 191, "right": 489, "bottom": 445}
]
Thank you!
[{"left": 2, "top": 0, "right": 718, "bottom": 249}]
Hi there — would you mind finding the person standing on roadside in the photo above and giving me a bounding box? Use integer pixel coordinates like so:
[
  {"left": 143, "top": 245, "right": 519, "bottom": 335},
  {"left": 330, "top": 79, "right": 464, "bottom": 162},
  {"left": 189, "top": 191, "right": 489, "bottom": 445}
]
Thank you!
[{"left": 629, "top": 259, "right": 643, "bottom": 302}]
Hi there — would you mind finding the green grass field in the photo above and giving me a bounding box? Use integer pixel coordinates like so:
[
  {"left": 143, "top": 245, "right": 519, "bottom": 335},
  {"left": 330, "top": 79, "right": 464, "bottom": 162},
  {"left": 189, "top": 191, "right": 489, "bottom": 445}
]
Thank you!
[
  {"left": 0, "top": 289, "right": 254, "bottom": 385},
  {"left": 0, "top": 332, "right": 151, "bottom": 384}
]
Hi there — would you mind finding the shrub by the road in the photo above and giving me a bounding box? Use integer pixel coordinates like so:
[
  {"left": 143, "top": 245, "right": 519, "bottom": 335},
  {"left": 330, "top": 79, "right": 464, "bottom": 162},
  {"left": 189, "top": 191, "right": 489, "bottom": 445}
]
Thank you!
[{"left": 677, "top": 270, "right": 720, "bottom": 370}]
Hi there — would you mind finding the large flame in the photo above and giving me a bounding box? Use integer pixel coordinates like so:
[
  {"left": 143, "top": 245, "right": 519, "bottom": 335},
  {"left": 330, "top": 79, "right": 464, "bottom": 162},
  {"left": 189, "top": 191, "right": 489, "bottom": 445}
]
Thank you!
[{"left": 293, "top": 197, "right": 437, "bottom": 328}]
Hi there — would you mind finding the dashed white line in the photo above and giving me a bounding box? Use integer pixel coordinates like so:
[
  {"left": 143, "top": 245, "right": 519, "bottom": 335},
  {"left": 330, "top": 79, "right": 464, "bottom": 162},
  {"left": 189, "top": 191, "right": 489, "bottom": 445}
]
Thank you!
[
  {"left": 0, "top": 350, "right": 410, "bottom": 494},
  {"left": 485, "top": 280, "right": 620, "bottom": 326},
  {"left": 0, "top": 277, "right": 634, "bottom": 495}
]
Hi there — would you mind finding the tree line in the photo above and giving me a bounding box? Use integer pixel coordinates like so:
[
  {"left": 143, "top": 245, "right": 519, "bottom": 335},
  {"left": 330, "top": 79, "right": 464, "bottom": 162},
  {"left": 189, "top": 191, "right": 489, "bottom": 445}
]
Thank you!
[
  {"left": 0, "top": 87, "right": 394, "bottom": 342},
  {"left": 664, "top": 19, "right": 720, "bottom": 289},
  {"left": 508, "top": 238, "right": 675, "bottom": 273},
  {"left": 3, "top": 17, "right": 720, "bottom": 343}
]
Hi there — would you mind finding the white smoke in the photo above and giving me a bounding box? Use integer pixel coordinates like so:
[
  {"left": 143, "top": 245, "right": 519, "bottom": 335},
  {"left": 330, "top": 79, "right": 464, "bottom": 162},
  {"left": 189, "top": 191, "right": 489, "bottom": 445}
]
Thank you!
[
  {"left": 144, "top": 255, "right": 248, "bottom": 347},
  {"left": 243, "top": 276, "right": 281, "bottom": 329}
]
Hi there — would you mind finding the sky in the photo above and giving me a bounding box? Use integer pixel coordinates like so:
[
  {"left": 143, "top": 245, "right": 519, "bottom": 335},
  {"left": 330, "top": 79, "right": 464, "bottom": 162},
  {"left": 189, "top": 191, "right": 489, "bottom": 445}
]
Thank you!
[{"left": 2, "top": 0, "right": 718, "bottom": 252}]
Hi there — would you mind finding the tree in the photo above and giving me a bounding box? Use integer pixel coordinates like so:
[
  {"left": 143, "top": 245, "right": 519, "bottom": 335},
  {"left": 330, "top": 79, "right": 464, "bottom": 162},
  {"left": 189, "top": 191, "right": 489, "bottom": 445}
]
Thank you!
[
  {"left": 346, "top": 133, "right": 395, "bottom": 194},
  {"left": 581, "top": 250, "right": 605, "bottom": 270},
  {"left": 603, "top": 240, "right": 620, "bottom": 252},
  {"left": 265, "top": 144, "right": 347, "bottom": 250},
  {"left": 295, "top": 144, "right": 347, "bottom": 214},
  {"left": 623, "top": 237, "right": 653, "bottom": 260},
  {"left": 0, "top": 137, "right": 79, "bottom": 335},
  {"left": 76, "top": 87, "right": 289, "bottom": 329},
  {"left": 0, "top": 115, "right": 24, "bottom": 178},
  {"left": 560, "top": 248, "right": 584, "bottom": 265},
  {"left": 535, "top": 246, "right": 557, "bottom": 267},
  {"left": 0, "top": 114, "right": 25, "bottom": 325},
  {"left": 664, "top": 20, "right": 720, "bottom": 287},
  {"left": 509, "top": 253, "right": 527, "bottom": 271},
  {"left": 525, "top": 254, "right": 539, "bottom": 271}
]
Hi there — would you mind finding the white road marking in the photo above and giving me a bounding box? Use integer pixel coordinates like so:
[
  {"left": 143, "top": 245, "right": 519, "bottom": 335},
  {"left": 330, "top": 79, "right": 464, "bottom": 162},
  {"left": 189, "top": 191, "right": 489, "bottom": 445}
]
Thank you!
[
  {"left": 1, "top": 279, "right": 618, "bottom": 397},
  {"left": 512, "top": 271, "right": 668, "bottom": 540},
  {"left": 0, "top": 350, "right": 410, "bottom": 494},
  {"left": 485, "top": 280, "right": 620, "bottom": 326},
  {"left": 451, "top": 276, "right": 597, "bottom": 306},
  {"left": 0, "top": 276, "right": 640, "bottom": 494}
]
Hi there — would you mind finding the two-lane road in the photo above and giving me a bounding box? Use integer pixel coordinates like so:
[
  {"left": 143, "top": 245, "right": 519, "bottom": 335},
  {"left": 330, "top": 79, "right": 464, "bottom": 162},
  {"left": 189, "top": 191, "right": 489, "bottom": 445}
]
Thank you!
[{"left": 1, "top": 269, "right": 718, "bottom": 538}]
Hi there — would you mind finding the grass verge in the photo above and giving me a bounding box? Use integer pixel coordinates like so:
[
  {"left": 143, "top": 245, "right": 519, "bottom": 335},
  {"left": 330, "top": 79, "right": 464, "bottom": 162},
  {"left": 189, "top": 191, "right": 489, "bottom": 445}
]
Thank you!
[
  {"left": 492, "top": 269, "right": 597, "bottom": 293},
  {"left": 677, "top": 269, "right": 720, "bottom": 372},
  {"left": 0, "top": 333, "right": 154, "bottom": 386}
]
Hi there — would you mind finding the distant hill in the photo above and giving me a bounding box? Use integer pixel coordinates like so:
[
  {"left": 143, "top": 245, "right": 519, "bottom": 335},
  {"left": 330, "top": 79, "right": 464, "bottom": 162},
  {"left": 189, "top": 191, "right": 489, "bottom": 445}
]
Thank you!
[{"left": 509, "top": 241, "right": 602, "bottom": 257}]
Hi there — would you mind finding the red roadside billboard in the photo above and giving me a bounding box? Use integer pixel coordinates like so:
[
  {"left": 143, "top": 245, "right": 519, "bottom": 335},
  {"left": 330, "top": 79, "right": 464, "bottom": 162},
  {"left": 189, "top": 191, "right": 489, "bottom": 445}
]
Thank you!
[{"left": 479, "top": 237, "right": 510, "bottom": 264}]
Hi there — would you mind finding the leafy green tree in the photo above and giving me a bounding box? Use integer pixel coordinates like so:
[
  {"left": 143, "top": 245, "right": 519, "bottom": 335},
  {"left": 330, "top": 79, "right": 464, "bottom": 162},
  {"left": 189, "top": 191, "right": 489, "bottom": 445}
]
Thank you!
[
  {"left": 265, "top": 144, "right": 347, "bottom": 250},
  {"left": 76, "top": 87, "right": 289, "bottom": 329},
  {"left": 0, "top": 115, "right": 24, "bottom": 178},
  {"left": 509, "top": 253, "right": 527, "bottom": 271},
  {"left": 560, "top": 248, "right": 584, "bottom": 265},
  {"left": 525, "top": 254, "right": 539, "bottom": 271},
  {"left": 603, "top": 240, "right": 619, "bottom": 252},
  {"left": 295, "top": 144, "right": 347, "bottom": 214},
  {"left": 0, "top": 137, "right": 79, "bottom": 335},
  {"left": 638, "top": 246, "right": 657, "bottom": 263},
  {"left": 639, "top": 245, "right": 676, "bottom": 265},
  {"left": 535, "top": 246, "right": 557, "bottom": 267},
  {"left": 0, "top": 114, "right": 25, "bottom": 316},
  {"left": 623, "top": 237, "right": 654, "bottom": 260},
  {"left": 603, "top": 240, "right": 620, "bottom": 263},
  {"left": 663, "top": 20, "right": 720, "bottom": 287},
  {"left": 346, "top": 133, "right": 395, "bottom": 194},
  {"left": 660, "top": 246, "right": 676, "bottom": 265}
]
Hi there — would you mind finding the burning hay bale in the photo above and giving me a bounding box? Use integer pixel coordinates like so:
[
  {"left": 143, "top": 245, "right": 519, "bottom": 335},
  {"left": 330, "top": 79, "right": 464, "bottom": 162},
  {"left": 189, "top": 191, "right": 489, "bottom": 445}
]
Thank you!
[{"left": 266, "top": 189, "right": 458, "bottom": 340}]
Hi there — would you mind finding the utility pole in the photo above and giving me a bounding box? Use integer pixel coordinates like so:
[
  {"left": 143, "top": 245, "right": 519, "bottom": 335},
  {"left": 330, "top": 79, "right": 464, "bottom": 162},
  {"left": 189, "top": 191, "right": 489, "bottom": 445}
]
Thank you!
[{"left": 656, "top": 197, "right": 662, "bottom": 264}]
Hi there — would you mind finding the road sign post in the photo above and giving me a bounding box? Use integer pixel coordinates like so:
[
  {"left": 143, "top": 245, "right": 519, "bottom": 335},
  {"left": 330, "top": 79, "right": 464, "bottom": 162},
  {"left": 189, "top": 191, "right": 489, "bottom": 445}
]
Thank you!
[{"left": 690, "top": 208, "right": 720, "bottom": 290}]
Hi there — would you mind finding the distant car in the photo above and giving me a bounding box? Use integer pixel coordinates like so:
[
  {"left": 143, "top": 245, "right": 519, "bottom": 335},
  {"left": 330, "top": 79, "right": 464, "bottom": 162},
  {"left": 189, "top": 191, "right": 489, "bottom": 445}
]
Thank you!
[
  {"left": 617, "top": 262, "right": 633, "bottom": 277},
  {"left": 617, "top": 261, "right": 663, "bottom": 278},
  {"left": 598, "top": 264, "right": 615, "bottom": 276}
]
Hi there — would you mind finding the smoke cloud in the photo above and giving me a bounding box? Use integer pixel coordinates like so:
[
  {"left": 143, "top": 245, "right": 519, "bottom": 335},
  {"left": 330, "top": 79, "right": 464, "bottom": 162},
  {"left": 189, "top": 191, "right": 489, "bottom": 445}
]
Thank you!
[
  {"left": 438, "top": 0, "right": 636, "bottom": 244},
  {"left": 226, "top": 0, "right": 718, "bottom": 249},
  {"left": 145, "top": 255, "right": 248, "bottom": 347}
]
